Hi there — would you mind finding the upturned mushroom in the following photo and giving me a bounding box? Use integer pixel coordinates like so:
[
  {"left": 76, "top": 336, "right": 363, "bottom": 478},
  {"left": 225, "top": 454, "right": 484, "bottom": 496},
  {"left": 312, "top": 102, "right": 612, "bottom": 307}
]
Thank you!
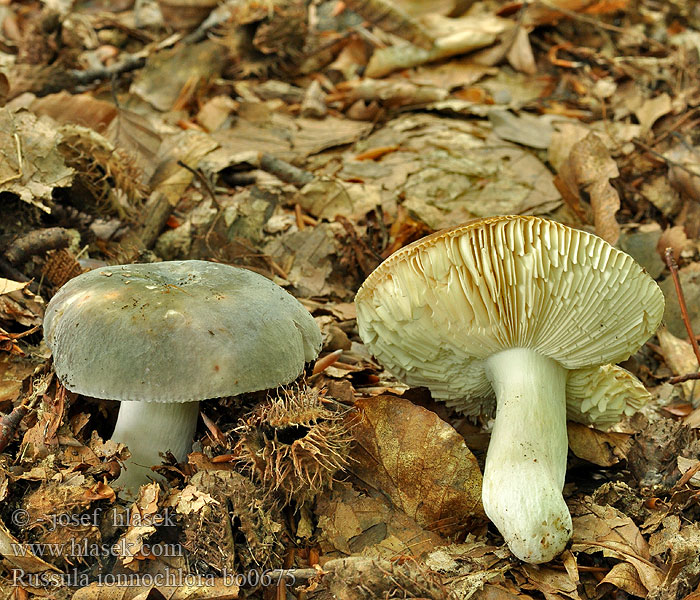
[
  {"left": 354, "top": 216, "right": 664, "bottom": 563},
  {"left": 43, "top": 260, "right": 322, "bottom": 493}
]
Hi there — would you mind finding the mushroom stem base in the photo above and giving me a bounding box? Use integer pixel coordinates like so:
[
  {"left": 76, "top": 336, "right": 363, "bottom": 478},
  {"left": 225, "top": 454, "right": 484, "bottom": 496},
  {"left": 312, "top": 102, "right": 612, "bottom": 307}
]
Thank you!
[
  {"left": 483, "top": 348, "right": 571, "bottom": 563},
  {"left": 111, "top": 400, "right": 200, "bottom": 494}
]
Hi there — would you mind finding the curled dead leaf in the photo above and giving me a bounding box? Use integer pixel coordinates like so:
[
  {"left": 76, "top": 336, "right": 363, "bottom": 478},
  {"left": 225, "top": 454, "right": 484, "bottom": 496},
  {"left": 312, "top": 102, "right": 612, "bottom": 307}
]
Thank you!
[
  {"left": 571, "top": 500, "right": 664, "bottom": 595},
  {"left": 350, "top": 395, "right": 483, "bottom": 536},
  {"left": 567, "top": 421, "right": 632, "bottom": 467},
  {"left": 559, "top": 132, "right": 621, "bottom": 244}
]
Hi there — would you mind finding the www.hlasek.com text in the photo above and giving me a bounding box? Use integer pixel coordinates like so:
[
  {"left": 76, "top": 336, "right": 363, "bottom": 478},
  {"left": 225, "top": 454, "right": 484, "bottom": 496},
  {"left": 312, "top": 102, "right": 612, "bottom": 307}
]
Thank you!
[{"left": 12, "top": 539, "right": 183, "bottom": 559}]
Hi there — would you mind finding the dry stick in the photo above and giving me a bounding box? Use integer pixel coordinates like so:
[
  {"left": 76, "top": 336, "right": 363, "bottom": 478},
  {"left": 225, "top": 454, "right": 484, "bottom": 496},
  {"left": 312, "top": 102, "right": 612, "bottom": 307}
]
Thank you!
[
  {"left": 312, "top": 349, "right": 344, "bottom": 375},
  {"left": 535, "top": 0, "right": 667, "bottom": 51},
  {"left": 259, "top": 153, "right": 314, "bottom": 187},
  {"left": 4, "top": 227, "right": 73, "bottom": 266},
  {"left": 176, "top": 160, "right": 220, "bottom": 207},
  {"left": 0, "top": 375, "right": 43, "bottom": 453},
  {"left": 632, "top": 138, "right": 700, "bottom": 182},
  {"left": 664, "top": 247, "right": 700, "bottom": 384}
]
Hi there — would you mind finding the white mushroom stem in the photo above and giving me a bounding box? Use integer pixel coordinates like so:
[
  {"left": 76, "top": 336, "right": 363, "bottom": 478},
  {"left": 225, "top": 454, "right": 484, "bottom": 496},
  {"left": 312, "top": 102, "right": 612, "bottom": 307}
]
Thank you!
[
  {"left": 111, "top": 400, "right": 200, "bottom": 494},
  {"left": 482, "top": 348, "right": 572, "bottom": 563}
]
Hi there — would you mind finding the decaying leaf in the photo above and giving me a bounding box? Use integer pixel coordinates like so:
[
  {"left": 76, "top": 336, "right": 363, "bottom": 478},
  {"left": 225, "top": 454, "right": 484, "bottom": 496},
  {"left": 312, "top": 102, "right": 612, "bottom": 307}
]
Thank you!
[
  {"left": 567, "top": 422, "right": 632, "bottom": 467},
  {"left": 488, "top": 109, "right": 556, "bottom": 149},
  {"left": 665, "top": 143, "right": 700, "bottom": 205},
  {"left": 350, "top": 395, "right": 483, "bottom": 536},
  {"left": 599, "top": 561, "right": 648, "bottom": 598},
  {"left": 316, "top": 481, "right": 444, "bottom": 559},
  {"left": 365, "top": 15, "right": 510, "bottom": 78},
  {"left": 295, "top": 180, "right": 381, "bottom": 221},
  {"left": 130, "top": 41, "right": 226, "bottom": 112},
  {"left": 657, "top": 327, "right": 700, "bottom": 404},
  {"left": 321, "top": 555, "right": 449, "bottom": 600},
  {"left": 659, "top": 262, "right": 700, "bottom": 339},
  {"left": 342, "top": 114, "right": 560, "bottom": 229},
  {"left": 571, "top": 500, "right": 664, "bottom": 596},
  {"left": 520, "top": 564, "right": 580, "bottom": 599},
  {"left": 558, "top": 132, "right": 621, "bottom": 244},
  {"left": 0, "top": 107, "right": 74, "bottom": 212},
  {"left": 0, "top": 517, "right": 63, "bottom": 577},
  {"left": 177, "top": 469, "right": 284, "bottom": 571},
  {"left": 345, "top": 0, "right": 435, "bottom": 49},
  {"left": 635, "top": 93, "right": 672, "bottom": 133},
  {"left": 71, "top": 578, "right": 240, "bottom": 600},
  {"left": 264, "top": 223, "right": 338, "bottom": 297},
  {"left": 627, "top": 418, "right": 700, "bottom": 491},
  {"left": 0, "top": 352, "right": 41, "bottom": 404}
]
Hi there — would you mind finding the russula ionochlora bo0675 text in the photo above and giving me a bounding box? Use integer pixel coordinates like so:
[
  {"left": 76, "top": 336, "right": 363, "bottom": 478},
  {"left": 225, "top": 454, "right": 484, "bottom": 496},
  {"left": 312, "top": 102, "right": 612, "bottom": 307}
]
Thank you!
[
  {"left": 44, "top": 260, "right": 322, "bottom": 493},
  {"left": 355, "top": 216, "right": 664, "bottom": 563}
]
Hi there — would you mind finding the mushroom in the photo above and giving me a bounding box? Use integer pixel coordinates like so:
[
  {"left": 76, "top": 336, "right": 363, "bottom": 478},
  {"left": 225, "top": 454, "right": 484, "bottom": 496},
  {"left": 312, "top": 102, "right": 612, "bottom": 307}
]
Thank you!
[
  {"left": 354, "top": 216, "right": 664, "bottom": 563},
  {"left": 43, "top": 260, "right": 322, "bottom": 493}
]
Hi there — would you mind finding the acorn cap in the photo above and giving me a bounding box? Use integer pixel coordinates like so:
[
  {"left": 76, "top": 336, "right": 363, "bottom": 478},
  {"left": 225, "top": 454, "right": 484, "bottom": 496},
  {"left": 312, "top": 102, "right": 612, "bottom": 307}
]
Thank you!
[
  {"left": 44, "top": 260, "right": 322, "bottom": 402},
  {"left": 355, "top": 215, "right": 664, "bottom": 421}
]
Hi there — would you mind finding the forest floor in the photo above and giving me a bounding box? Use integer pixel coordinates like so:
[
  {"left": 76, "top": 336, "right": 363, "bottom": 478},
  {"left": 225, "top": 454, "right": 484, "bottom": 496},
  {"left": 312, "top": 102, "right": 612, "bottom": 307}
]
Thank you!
[{"left": 1, "top": 0, "right": 700, "bottom": 598}]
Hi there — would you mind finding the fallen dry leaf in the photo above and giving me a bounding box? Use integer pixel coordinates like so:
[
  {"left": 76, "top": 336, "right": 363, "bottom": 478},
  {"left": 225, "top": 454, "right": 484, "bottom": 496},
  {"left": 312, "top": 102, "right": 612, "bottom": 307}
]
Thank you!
[
  {"left": 316, "top": 481, "right": 444, "bottom": 559},
  {"left": 659, "top": 262, "right": 700, "bottom": 339},
  {"left": 520, "top": 564, "right": 580, "bottom": 599},
  {"left": 665, "top": 143, "right": 700, "bottom": 204},
  {"left": 657, "top": 225, "right": 694, "bottom": 262},
  {"left": 635, "top": 93, "right": 672, "bottom": 133},
  {"left": 0, "top": 517, "right": 63, "bottom": 577},
  {"left": 365, "top": 15, "right": 509, "bottom": 78},
  {"left": 571, "top": 500, "right": 664, "bottom": 596},
  {"left": 72, "top": 579, "right": 240, "bottom": 600},
  {"left": 0, "top": 107, "right": 74, "bottom": 212},
  {"left": 676, "top": 457, "right": 700, "bottom": 487},
  {"left": 130, "top": 41, "right": 226, "bottom": 112},
  {"left": 349, "top": 395, "right": 483, "bottom": 536},
  {"left": 567, "top": 422, "right": 632, "bottom": 467},
  {"left": 559, "top": 132, "right": 621, "bottom": 244},
  {"left": 345, "top": 0, "right": 435, "bottom": 49},
  {"left": 599, "top": 560, "right": 648, "bottom": 597},
  {"left": 657, "top": 327, "right": 700, "bottom": 404},
  {"left": 321, "top": 555, "right": 448, "bottom": 600}
]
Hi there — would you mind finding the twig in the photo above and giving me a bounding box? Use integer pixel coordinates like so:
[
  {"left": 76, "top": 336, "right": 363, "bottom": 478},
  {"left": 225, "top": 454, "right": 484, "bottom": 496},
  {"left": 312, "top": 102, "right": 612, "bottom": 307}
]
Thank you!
[
  {"left": 670, "top": 372, "right": 700, "bottom": 383},
  {"left": 632, "top": 138, "right": 700, "bottom": 181},
  {"left": 313, "top": 350, "right": 344, "bottom": 375},
  {"left": 71, "top": 53, "right": 146, "bottom": 86},
  {"left": 664, "top": 247, "right": 700, "bottom": 384},
  {"left": 0, "top": 372, "right": 47, "bottom": 453},
  {"left": 4, "top": 227, "right": 73, "bottom": 266},
  {"left": 176, "top": 160, "right": 220, "bottom": 207},
  {"left": 0, "top": 134, "right": 23, "bottom": 186},
  {"left": 117, "top": 191, "right": 173, "bottom": 260},
  {"left": 0, "top": 405, "right": 30, "bottom": 453},
  {"left": 294, "top": 204, "right": 305, "bottom": 231},
  {"left": 534, "top": 0, "right": 667, "bottom": 51},
  {"left": 674, "top": 460, "right": 700, "bottom": 489},
  {"left": 259, "top": 153, "right": 314, "bottom": 187}
]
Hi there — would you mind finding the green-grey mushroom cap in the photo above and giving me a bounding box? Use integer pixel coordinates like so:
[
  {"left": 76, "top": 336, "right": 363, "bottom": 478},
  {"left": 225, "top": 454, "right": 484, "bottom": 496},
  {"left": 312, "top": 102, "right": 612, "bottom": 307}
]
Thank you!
[{"left": 44, "top": 260, "right": 322, "bottom": 402}]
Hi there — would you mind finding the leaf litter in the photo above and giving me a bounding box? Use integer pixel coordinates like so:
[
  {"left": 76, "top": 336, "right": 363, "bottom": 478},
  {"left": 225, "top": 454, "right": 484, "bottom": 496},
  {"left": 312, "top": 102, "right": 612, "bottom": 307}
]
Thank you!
[{"left": 0, "top": 0, "right": 699, "bottom": 598}]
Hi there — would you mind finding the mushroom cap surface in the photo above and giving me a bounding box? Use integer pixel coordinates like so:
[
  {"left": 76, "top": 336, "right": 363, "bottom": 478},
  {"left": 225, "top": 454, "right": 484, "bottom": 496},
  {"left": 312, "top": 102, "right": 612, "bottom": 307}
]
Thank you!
[
  {"left": 44, "top": 260, "right": 322, "bottom": 402},
  {"left": 355, "top": 216, "right": 664, "bottom": 418}
]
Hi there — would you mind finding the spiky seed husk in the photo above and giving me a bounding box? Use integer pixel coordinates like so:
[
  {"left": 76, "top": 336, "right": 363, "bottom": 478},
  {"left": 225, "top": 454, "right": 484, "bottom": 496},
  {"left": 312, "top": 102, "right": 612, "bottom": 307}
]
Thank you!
[{"left": 235, "top": 387, "right": 354, "bottom": 503}]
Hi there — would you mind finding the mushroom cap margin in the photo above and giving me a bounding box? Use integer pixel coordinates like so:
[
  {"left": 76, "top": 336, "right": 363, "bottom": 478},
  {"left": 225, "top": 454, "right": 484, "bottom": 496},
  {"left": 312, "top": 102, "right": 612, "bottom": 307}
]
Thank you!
[{"left": 44, "top": 260, "right": 322, "bottom": 402}]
